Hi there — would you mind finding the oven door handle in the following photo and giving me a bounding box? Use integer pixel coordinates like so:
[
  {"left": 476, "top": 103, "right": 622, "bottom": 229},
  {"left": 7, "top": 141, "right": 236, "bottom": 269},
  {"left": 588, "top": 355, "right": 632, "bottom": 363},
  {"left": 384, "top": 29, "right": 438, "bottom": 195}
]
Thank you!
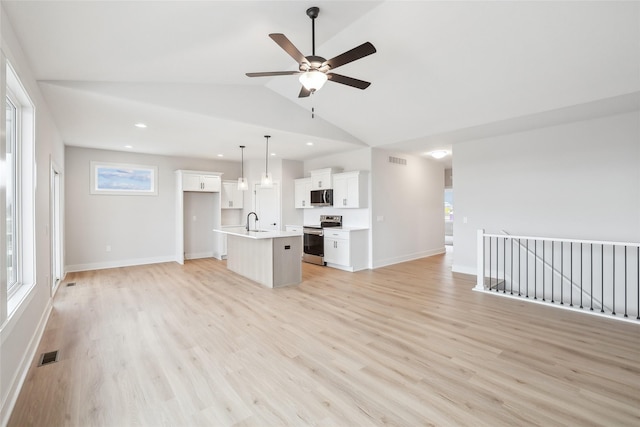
[{"left": 304, "top": 228, "right": 324, "bottom": 236}]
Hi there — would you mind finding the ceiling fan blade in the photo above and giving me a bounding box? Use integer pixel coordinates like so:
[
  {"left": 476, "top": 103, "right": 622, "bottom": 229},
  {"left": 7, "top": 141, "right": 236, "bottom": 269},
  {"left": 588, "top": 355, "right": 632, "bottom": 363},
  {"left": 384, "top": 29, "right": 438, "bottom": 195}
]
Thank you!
[
  {"left": 298, "top": 86, "right": 311, "bottom": 98},
  {"left": 327, "top": 73, "right": 371, "bottom": 90},
  {"left": 269, "top": 33, "right": 308, "bottom": 65},
  {"left": 246, "top": 71, "right": 301, "bottom": 77},
  {"left": 323, "top": 42, "right": 376, "bottom": 70}
]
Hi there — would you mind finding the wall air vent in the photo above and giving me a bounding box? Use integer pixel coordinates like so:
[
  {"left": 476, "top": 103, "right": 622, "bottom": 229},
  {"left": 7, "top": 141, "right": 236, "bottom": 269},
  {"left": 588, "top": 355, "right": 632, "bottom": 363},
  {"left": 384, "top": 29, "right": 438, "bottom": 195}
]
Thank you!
[
  {"left": 67, "top": 282, "right": 76, "bottom": 287},
  {"left": 388, "top": 156, "right": 407, "bottom": 166}
]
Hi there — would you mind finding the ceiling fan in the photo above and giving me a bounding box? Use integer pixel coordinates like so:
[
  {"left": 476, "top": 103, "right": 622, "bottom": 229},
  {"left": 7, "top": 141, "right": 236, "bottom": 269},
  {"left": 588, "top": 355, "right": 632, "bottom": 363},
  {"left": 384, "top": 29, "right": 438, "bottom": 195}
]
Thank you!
[{"left": 246, "top": 6, "right": 376, "bottom": 98}]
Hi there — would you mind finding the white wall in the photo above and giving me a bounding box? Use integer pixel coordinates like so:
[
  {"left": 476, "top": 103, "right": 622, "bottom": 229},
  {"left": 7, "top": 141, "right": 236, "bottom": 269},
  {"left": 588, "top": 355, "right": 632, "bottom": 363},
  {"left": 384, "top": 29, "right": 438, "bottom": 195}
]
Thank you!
[
  {"left": 452, "top": 111, "right": 640, "bottom": 275},
  {"left": 65, "top": 147, "right": 240, "bottom": 271},
  {"left": 281, "top": 159, "right": 303, "bottom": 228},
  {"left": 0, "top": 6, "right": 66, "bottom": 425},
  {"left": 371, "top": 148, "right": 445, "bottom": 268}
]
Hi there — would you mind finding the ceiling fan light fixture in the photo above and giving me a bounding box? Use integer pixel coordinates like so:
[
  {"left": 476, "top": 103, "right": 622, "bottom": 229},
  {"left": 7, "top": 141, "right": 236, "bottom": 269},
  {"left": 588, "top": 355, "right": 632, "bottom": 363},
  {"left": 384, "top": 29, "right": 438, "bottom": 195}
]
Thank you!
[{"left": 299, "top": 70, "right": 328, "bottom": 92}]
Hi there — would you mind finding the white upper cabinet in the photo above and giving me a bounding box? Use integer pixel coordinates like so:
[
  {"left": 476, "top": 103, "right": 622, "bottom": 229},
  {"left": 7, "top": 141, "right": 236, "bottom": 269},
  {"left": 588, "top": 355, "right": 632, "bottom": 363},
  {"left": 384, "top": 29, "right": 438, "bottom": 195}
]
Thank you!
[
  {"left": 222, "top": 181, "right": 244, "bottom": 209},
  {"left": 182, "top": 172, "right": 221, "bottom": 192},
  {"left": 310, "top": 168, "right": 340, "bottom": 190},
  {"left": 294, "top": 177, "right": 312, "bottom": 209},
  {"left": 332, "top": 171, "right": 368, "bottom": 208}
]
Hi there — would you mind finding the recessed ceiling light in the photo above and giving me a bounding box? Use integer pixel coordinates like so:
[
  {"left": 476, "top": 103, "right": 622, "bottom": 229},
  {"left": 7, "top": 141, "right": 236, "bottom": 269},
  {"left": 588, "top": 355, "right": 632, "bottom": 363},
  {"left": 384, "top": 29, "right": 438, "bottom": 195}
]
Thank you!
[
  {"left": 271, "top": 152, "right": 276, "bottom": 156},
  {"left": 306, "top": 141, "right": 314, "bottom": 146},
  {"left": 124, "top": 145, "right": 133, "bottom": 149},
  {"left": 217, "top": 154, "right": 224, "bottom": 157},
  {"left": 134, "top": 123, "right": 147, "bottom": 128},
  {"left": 428, "top": 150, "right": 449, "bottom": 159}
]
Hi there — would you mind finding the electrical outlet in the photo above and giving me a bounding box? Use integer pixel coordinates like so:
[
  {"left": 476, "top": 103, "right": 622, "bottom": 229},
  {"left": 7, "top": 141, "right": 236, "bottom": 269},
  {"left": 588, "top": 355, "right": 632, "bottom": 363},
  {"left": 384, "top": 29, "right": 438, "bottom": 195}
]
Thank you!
[
  {"left": 106, "top": 245, "right": 111, "bottom": 252},
  {"left": 377, "top": 215, "right": 384, "bottom": 222},
  {"left": 193, "top": 215, "right": 197, "bottom": 221}
]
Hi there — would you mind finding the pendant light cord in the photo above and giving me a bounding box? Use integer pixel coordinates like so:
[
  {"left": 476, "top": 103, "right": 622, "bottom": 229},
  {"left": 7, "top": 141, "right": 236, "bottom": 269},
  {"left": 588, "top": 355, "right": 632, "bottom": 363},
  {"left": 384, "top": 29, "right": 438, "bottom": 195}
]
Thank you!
[{"left": 264, "top": 135, "right": 271, "bottom": 175}]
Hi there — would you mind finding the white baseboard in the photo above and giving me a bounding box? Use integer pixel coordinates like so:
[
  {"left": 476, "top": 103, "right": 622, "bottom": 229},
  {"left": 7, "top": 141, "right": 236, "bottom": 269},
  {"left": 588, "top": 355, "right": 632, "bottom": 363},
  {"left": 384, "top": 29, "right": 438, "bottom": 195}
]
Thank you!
[
  {"left": 65, "top": 255, "right": 176, "bottom": 273},
  {"left": 452, "top": 264, "right": 477, "bottom": 275},
  {"left": 184, "top": 251, "right": 213, "bottom": 260},
  {"left": 0, "top": 299, "right": 53, "bottom": 427},
  {"left": 372, "top": 247, "right": 445, "bottom": 269}
]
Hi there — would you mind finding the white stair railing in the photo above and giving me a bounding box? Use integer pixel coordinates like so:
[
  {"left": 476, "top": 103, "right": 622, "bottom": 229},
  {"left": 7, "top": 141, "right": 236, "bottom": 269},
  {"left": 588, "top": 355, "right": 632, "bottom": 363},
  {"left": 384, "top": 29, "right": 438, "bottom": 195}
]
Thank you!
[{"left": 476, "top": 229, "right": 640, "bottom": 322}]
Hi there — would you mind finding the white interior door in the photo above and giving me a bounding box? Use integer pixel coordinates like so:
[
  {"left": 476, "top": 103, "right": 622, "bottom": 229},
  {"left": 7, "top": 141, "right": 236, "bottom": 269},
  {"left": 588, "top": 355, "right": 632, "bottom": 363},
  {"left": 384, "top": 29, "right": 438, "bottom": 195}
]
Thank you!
[{"left": 254, "top": 183, "right": 280, "bottom": 231}]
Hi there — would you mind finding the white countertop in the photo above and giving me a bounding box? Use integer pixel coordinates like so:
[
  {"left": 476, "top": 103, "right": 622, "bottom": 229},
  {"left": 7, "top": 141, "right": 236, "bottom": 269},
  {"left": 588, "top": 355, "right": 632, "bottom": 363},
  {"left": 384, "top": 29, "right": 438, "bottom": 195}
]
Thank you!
[{"left": 214, "top": 227, "right": 303, "bottom": 240}]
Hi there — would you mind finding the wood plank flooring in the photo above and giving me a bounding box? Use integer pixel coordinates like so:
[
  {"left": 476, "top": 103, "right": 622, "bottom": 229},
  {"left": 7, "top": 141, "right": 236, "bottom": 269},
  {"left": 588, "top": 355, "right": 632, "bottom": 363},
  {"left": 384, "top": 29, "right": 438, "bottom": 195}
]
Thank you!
[{"left": 8, "top": 250, "right": 640, "bottom": 426}]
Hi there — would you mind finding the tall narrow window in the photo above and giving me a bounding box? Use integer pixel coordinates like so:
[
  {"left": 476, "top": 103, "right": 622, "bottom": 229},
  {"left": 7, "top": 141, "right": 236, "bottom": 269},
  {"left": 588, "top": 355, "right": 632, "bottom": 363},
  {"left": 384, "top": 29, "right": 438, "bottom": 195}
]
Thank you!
[
  {"left": 4, "top": 61, "right": 35, "bottom": 316},
  {"left": 6, "top": 95, "right": 18, "bottom": 295}
]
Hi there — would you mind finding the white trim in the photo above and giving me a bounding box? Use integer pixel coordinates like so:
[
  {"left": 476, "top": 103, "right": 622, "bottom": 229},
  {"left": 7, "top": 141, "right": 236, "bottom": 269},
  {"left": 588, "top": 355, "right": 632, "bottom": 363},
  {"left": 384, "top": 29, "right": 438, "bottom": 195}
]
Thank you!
[
  {"left": 65, "top": 255, "right": 176, "bottom": 273},
  {"left": 473, "top": 288, "right": 639, "bottom": 325},
  {"left": 372, "top": 247, "right": 445, "bottom": 269},
  {"left": 0, "top": 299, "right": 53, "bottom": 427},
  {"left": 452, "top": 264, "right": 477, "bottom": 276},
  {"left": 184, "top": 251, "right": 214, "bottom": 260},
  {"left": 484, "top": 232, "right": 640, "bottom": 248}
]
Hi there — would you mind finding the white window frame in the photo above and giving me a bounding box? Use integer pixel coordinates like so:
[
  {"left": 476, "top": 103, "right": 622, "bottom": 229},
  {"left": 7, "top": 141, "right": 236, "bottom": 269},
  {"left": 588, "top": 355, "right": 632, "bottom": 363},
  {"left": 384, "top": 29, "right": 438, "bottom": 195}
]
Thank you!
[
  {"left": 3, "top": 60, "right": 36, "bottom": 318},
  {"left": 6, "top": 89, "right": 21, "bottom": 299}
]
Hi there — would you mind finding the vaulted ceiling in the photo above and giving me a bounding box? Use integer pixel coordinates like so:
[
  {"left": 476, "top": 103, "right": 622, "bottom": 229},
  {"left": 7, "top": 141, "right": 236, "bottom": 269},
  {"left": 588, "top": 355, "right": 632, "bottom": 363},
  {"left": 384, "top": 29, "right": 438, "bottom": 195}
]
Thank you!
[{"left": 3, "top": 1, "right": 639, "bottom": 163}]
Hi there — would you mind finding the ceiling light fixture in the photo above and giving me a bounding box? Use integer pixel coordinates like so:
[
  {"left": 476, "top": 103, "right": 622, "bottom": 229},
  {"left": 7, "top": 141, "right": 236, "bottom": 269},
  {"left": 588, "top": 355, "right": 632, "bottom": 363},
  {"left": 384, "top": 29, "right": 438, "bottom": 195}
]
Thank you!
[
  {"left": 134, "top": 123, "right": 147, "bottom": 128},
  {"left": 237, "top": 145, "right": 248, "bottom": 191},
  {"left": 299, "top": 70, "right": 328, "bottom": 93},
  {"left": 260, "top": 135, "right": 273, "bottom": 188},
  {"left": 124, "top": 145, "right": 133, "bottom": 149},
  {"left": 428, "top": 150, "right": 449, "bottom": 159}
]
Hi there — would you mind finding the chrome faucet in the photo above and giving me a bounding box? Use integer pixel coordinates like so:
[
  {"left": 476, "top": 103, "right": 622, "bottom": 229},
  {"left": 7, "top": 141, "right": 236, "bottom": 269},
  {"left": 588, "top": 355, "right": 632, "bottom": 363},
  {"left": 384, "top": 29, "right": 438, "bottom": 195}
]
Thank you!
[{"left": 246, "top": 212, "right": 259, "bottom": 231}]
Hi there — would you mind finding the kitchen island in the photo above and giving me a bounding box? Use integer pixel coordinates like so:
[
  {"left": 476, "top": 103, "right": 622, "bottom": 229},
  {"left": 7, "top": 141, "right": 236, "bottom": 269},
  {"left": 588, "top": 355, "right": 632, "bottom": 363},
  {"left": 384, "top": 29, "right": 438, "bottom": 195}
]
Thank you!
[{"left": 213, "top": 228, "right": 302, "bottom": 288}]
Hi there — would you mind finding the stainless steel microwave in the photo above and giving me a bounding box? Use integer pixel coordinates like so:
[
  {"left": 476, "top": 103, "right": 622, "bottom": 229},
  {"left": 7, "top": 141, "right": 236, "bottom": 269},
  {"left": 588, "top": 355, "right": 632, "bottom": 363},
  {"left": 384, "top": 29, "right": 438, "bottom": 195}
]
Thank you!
[{"left": 310, "top": 189, "right": 333, "bottom": 207}]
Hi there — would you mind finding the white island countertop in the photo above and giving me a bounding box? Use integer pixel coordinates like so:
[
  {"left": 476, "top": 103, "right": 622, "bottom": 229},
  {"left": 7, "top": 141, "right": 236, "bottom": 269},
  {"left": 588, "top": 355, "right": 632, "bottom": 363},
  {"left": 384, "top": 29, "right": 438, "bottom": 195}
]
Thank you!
[{"left": 214, "top": 227, "right": 302, "bottom": 240}]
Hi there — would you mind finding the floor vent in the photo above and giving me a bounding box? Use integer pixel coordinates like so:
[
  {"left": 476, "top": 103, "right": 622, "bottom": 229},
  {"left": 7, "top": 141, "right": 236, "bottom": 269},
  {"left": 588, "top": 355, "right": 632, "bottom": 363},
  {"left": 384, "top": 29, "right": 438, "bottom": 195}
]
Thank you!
[
  {"left": 388, "top": 156, "right": 407, "bottom": 166},
  {"left": 67, "top": 282, "right": 76, "bottom": 287},
  {"left": 38, "top": 350, "right": 59, "bottom": 367}
]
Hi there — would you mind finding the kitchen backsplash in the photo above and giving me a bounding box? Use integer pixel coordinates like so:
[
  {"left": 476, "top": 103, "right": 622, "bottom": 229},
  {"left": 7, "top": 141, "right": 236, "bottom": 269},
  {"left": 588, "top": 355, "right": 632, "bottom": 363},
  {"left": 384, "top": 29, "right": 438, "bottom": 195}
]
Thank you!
[{"left": 303, "top": 207, "right": 370, "bottom": 228}]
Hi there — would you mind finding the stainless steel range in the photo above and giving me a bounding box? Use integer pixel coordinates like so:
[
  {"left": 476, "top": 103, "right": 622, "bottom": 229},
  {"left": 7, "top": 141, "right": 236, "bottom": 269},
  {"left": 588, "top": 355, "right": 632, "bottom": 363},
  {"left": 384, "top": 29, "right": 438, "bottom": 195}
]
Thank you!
[{"left": 302, "top": 215, "right": 342, "bottom": 265}]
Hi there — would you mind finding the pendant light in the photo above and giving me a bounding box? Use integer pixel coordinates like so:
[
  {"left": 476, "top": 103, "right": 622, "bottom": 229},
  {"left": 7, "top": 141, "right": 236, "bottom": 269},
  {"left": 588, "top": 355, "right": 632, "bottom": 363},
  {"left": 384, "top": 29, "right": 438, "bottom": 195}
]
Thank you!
[
  {"left": 260, "top": 135, "right": 273, "bottom": 188},
  {"left": 237, "top": 145, "right": 248, "bottom": 191}
]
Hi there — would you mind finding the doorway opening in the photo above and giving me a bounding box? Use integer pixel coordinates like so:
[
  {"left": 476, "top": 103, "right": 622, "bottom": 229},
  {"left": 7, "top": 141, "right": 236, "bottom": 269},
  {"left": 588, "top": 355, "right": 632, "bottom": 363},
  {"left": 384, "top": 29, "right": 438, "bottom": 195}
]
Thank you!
[{"left": 444, "top": 188, "right": 453, "bottom": 247}]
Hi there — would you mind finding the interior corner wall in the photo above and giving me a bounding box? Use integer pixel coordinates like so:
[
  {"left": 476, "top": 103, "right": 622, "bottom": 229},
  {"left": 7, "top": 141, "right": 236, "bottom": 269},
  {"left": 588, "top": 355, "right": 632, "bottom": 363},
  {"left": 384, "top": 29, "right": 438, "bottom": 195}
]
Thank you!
[
  {"left": 371, "top": 148, "right": 445, "bottom": 268},
  {"left": 0, "top": 5, "right": 66, "bottom": 425},
  {"left": 452, "top": 110, "right": 640, "bottom": 275},
  {"left": 281, "top": 159, "right": 304, "bottom": 228},
  {"left": 64, "top": 147, "right": 240, "bottom": 271}
]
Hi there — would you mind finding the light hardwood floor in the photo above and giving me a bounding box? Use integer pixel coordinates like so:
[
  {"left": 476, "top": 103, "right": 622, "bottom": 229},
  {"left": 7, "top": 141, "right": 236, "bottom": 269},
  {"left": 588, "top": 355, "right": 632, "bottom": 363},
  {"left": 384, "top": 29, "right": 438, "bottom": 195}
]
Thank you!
[{"left": 9, "top": 251, "right": 640, "bottom": 426}]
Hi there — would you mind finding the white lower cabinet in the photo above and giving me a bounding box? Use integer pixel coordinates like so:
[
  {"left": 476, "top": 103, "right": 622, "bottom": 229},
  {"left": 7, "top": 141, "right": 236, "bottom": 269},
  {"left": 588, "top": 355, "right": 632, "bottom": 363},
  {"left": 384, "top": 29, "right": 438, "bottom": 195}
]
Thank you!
[
  {"left": 323, "top": 229, "right": 368, "bottom": 272},
  {"left": 324, "top": 230, "right": 350, "bottom": 266}
]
